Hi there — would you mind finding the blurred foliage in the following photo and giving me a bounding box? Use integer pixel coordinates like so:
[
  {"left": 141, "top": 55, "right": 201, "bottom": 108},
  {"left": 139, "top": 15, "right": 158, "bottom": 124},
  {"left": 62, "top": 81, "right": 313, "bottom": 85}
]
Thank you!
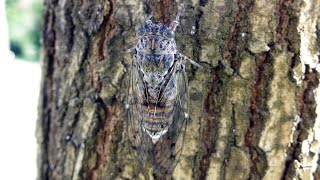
[{"left": 6, "top": 0, "right": 42, "bottom": 62}]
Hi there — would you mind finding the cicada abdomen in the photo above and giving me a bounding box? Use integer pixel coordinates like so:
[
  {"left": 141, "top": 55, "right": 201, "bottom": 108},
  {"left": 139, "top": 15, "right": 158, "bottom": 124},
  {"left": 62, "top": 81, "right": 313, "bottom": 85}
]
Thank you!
[{"left": 126, "top": 6, "right": 200, "bottom": 174}]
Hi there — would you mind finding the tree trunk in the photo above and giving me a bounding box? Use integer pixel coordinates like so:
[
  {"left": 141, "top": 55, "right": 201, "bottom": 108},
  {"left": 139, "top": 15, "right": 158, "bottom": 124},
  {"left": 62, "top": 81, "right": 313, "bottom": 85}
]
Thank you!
[{"left": 37, "top": 0, "right": 320, "bottom": 179}]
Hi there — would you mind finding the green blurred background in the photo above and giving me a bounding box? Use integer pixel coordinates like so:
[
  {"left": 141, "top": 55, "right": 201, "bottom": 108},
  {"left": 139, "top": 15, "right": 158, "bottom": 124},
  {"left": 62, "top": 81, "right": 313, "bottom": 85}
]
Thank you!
[{"left": 6, "top": 0, "right": 42, "bottom": 62}]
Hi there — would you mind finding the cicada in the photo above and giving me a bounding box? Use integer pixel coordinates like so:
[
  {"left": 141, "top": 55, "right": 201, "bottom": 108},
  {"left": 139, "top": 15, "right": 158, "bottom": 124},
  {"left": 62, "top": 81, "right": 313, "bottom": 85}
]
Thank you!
[{"left": 126, "top": 7, "right": 201, "bottom": 174}]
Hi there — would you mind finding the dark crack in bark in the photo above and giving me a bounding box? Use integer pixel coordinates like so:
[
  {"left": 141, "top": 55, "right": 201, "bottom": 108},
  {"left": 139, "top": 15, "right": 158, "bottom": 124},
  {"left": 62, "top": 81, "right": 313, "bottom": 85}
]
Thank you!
[
  {"left": 245, "top": 52, "right": 271, "bottom": 179},
  {"left": 87, "top": 97, "right": 110, "bottom": 180},
  {"left": 159, "top": 0, "right": 172, "bottom": 25},
  {"left": 98, "top": 0, "right": 116, "bottom": 61},
  {"left": 38, "top": 0, "right": 58, "bottom": 179},
  {"left": 283, "top": 66, "right": 319, "bottom": 179},
  {"left": 199, "top": 68, "right": 221, "bottom": 179}
]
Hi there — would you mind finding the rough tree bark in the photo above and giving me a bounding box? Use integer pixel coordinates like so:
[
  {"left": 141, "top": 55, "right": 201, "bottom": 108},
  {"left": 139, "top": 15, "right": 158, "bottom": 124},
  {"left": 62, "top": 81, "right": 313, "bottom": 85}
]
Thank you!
[{"left": 37, "top": 0, "right": 320, "bottom": 179}]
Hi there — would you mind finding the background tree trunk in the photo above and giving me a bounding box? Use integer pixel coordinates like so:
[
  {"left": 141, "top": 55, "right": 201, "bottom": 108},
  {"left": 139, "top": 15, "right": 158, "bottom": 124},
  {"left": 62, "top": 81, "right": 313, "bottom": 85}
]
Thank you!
[{"left": 37, "top": 0, "right": 320, "bottom": 179}]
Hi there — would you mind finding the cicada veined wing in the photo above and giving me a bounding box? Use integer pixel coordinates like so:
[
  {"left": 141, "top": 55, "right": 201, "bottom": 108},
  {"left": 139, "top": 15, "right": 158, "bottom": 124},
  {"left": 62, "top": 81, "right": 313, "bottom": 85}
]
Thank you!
[
  {"left": 126, "top": 55, "right": 189, "bottom": 175},
  {"left": 126, "top": 56, "right": 153, "bottom": 166},
  {"left": 151, "top": 60, "right": 189, "bottom": 174}
]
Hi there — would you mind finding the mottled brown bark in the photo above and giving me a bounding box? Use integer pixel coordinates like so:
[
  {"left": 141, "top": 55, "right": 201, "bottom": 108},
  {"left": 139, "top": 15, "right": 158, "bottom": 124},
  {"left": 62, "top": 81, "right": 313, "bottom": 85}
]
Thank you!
[{"left": 37, "top": 0, "right": 320, "bottom": 179}]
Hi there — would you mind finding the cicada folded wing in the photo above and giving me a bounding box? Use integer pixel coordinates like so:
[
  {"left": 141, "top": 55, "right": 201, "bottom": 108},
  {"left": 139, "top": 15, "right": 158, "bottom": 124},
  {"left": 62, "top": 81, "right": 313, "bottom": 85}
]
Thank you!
[
  {"left": 126, "top": 58, "right": 153, "bottom": 166},
  {"left": 151, "top": 62, "right": 189, "bottom": 174},
  {"left": 126, "top": 58, "right": 189, "bottom": 175}
]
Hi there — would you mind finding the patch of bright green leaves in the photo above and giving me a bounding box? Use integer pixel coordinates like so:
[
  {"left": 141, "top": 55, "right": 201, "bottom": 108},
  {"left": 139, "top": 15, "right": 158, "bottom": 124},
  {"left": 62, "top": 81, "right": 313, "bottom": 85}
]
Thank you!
[{"left": 6, "top": 0, "right": 42, "bottom": 61}]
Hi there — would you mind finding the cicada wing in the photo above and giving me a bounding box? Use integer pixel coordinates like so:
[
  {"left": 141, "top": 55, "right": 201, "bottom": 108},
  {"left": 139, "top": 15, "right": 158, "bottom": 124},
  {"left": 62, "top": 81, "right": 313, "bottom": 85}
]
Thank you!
[
  {"left": 126, "top": 58, "right": 143, "bottom": 160},
  {"left": 127, "top": 56, "right": 189, "bottom": 174},
  {"left": 126, "top": 58, "right": 153, "bottom": 167},
  {"left": 151, "top": 62, "right": 189, "bottom": 174}
]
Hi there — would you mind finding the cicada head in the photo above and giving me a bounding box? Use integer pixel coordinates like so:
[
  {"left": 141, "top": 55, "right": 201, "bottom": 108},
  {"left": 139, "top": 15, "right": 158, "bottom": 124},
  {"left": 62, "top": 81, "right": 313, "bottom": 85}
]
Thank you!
[
  {"left": 135, "top": 9, "right": 184, "bottom": 54},
  {"left": 135, "top": 20, "right": 177, "bottom": 54},
  {"left": 136, "top": 18, "right": 175, "bottom": 37}
]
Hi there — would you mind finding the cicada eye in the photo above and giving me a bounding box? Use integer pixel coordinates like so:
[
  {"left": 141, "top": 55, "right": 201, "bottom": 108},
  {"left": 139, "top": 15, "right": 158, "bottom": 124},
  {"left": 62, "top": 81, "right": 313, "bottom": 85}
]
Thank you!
[
  {"left": 164, "top": 29, "right": 174, "bottom": 38},
  {"left": 136, "top": 27, "right": 145, "bottom": 36}
]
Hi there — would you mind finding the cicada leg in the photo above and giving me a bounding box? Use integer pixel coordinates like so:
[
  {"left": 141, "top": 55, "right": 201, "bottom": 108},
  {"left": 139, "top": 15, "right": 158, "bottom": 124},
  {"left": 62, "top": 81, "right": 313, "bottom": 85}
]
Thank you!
[{"left": 175, "top": 52, "right": 203, "bottom": 68}]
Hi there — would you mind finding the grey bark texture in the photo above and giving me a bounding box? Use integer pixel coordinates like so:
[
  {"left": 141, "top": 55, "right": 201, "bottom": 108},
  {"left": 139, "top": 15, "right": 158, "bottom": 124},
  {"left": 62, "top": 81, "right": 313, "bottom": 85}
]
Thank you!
[{"left": 37, "top": 0, "right": 320, "bottom": 179}]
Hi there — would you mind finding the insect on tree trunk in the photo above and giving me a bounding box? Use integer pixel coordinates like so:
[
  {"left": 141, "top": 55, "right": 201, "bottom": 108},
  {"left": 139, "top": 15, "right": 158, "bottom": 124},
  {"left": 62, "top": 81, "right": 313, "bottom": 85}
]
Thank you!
[{"left": 37, "top": 0, "right": 320, "bottom": 179}]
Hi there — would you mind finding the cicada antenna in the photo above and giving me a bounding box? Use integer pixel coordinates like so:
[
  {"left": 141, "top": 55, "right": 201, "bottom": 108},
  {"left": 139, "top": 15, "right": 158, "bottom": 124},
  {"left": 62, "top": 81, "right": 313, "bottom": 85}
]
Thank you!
[
  {"left": 146, "top": 12, "right": 153, "bottom": 24},
  {"left": 169, "top": 4, "right": 185, "bottom": 31},
  {"left": 175, "top": 4, "right": 185, "bottom": 22},
  {"left": 147, "top": 12, "right": 153, "bottom": 20}
]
